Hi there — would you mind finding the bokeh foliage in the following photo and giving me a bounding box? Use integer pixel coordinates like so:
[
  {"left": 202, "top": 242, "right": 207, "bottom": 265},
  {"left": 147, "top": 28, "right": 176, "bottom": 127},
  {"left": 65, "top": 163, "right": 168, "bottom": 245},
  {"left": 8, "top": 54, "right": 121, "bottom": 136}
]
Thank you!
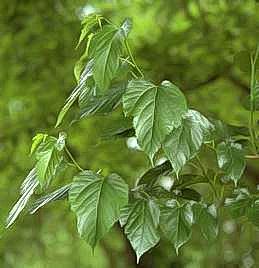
[{"left": 1, "top": 0, "right": 259, "bottom": 267}]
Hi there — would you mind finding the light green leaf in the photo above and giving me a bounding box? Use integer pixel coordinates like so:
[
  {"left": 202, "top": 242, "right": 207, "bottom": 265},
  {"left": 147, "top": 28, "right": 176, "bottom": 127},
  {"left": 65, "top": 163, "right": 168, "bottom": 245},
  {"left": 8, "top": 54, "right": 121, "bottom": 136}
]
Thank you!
[
  {"left": 163, "top": 109, "right": 213, "bottom": 176},
  {"left": 120, "top": 199, "right": 160, "bottom": 263},
  {"left": 76, "top": 14, "right": 102, "bottom": 49},
  {"left": 160, "top": 200, "right": 193, "bottom": 254},
  {"left": 216, "top": 142, "right": 245, "bottom": 186},
  {"left": 69, "top": 170, "right": 128, "bottom": 249},
  {"left": 6, "top": 169, "right": 39, "bottom": 228},
  {"left": 193, "top": 203, "right": 218, "bottom": 241},
  {"left": 56, "top": 60, "right": 94, "bottom": 127},
  {"left": 30, "top": 133, "right": 48, "bottom": 155},
  {"left": 123, "top": 80, "right": 187, "bottom": 161},
  {"left": 35, "top": 136, "right": 64, "bottom": 187},
  {"left": 29, "top": 184, "right": 71, "bottom": 214},
  {"left": 89, "top": 20, "right": 131, "bottom": 91}
]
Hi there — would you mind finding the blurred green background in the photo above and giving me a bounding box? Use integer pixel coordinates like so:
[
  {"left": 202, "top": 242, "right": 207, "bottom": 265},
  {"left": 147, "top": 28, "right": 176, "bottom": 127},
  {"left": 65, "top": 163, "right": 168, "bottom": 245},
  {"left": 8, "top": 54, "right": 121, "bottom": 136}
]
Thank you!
[{"left": 1, "top": 0, "right": 259, "bottom": 267}]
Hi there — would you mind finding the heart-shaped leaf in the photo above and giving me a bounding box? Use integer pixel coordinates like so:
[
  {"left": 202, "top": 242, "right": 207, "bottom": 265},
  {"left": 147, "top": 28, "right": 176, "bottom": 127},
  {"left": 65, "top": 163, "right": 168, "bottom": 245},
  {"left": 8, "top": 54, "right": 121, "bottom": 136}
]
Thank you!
[
  {"left": 120, "top": 199, "right": 160, "bottom": 263},
  {"left": 163, "top": 109, "right": 213, "bottom": 176},
  {"left": 69, "top": 170, "right": 128, "bottom": 249},
  {"left": 123, "top": 79, "right": 187, "bottom": 161}
]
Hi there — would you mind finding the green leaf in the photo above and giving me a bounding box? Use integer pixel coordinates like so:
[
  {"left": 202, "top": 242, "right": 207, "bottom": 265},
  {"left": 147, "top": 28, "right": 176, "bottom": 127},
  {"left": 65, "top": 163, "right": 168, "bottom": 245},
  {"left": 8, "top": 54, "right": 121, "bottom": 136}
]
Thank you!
[
  {"left": 225, "top": 188, "right": 251, "bottom": 218},
  {"left": 123, "top": 80, "right": 187, "bottom": 161},
  {"left": 34, "top": 136, "right": 65, "bottom": 187},
  {"left": 163, "top": 110, "right": 213, "bottom": 176},
  {"left": 120, "top": 199, "right": 160, "bottom": 263},
  {"left": 160, "top": 200, "right": 193, "bottom": 254},
  {"left": 193, "top": 203, "right": 218, "bottom": 241},
  {"left": 247, "top": 199, "right": 259, "bottom": 226},
  {"left": 76, "top": 14, "right": 102, "bottom": 49},
  {"left": 212, "top": 119, "right": 249, "bottom": 141},
  {"left": 216, "top": 142, "right": 245, "bottom": 186},
  {"left": 89, "top": 19, "right": 132, "bottom": 91},
  {"left": 56, "top": 60, "right": 94, "bottom": 127},
  {"left": 79, "top": 85, "right": 125, "bottom": 118},
  {"left": 69, "top": 170, "right": 128, "bottom": 248},
  {"left": 180, "top": 188, "right": 201, "bottom": 202},
  {"left": 6, "top": 169, "right": 39, "bottom": 228},
  {"left": 101, "top": 126, "right": 135, "bottom": 140},
  {"left": 138, "top": 160, "right": 172, "bottom": 186},
  {"left": 29, "top": 184, "right": 71, "bottom": 214},
  {"left": 30, "top": 133, "right": 48, "bottom": 155},
  {"left": 225, "top": 188, "right": 259, "bottom": 226}
]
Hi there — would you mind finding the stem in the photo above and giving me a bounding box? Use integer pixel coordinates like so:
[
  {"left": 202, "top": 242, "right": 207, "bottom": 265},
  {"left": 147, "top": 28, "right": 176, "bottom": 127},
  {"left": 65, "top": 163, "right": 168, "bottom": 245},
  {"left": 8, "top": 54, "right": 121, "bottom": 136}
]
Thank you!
[
  {"left": 125, "top": 39, "right": 144, "bottom": 78},
  {"left": 65, "top": 146, "right": 84, "bottom": 172},
  {"left": 249, "top": 51, "right": 258, "bottom": 153}
]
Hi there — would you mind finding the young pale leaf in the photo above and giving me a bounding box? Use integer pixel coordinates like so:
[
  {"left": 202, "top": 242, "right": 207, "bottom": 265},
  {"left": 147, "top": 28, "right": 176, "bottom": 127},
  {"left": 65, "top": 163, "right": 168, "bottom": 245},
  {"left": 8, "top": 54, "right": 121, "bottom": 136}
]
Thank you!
[
  {"left": 123, "top": 80, "right": 187, "bottom": 162},
  {"left": 35, "top": 136, "right": 65, "bottom": 187},
  {"left": 29, "top": 184, "right": 71, "bottom": 214},
  {"left": 193, "top": 203, "right": 218, "bottom": 241},
  {"left": 76, "top": 14, "right": 102, "bottom": 49},
  {"left": 89, "top": 19, "right": 132, "bottom": 91},
  {"left": 216, "top": 142, "right": 245, "bottom": 186},
  {"left": 160, "top": 201, "right": 193, "bottom": 254},
  {"left": 30, "top": 133, "right": 48, "bottom": 155},
  {"left": 6, "top": 169, "right": 39, "bottom": 228},
  {"left": 69, "top": 170, "right": 128, "bottom": 249},
  {"left": 56, "top": 60, "right": 94, "bottom": 127},
  {"left": 120, "top": 199, "right": 160, "bottom": 263},
  {"left": 163, "top": 110, "right": 213, "bottom": 176}
]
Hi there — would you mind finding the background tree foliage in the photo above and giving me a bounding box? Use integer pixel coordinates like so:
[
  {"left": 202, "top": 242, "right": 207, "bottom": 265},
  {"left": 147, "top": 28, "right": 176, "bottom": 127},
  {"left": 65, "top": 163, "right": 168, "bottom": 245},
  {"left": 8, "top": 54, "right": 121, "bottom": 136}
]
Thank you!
[{"left": 1, "top": 0, "right": 259, "bottom": 267}]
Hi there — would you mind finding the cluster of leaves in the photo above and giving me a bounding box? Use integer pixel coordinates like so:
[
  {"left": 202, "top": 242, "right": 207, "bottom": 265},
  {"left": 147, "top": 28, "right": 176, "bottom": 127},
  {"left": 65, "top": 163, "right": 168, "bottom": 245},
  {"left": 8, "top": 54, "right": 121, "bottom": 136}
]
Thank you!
[{"left": 6, "top": 15, "right": 259, "bottom": 263}]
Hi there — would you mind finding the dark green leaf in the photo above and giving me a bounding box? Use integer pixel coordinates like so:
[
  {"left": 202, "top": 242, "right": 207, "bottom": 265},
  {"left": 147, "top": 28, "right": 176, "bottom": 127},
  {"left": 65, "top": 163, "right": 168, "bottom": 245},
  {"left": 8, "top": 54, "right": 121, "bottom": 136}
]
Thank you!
[
  {"left": 69, "top": 170, "right": 128, "bottom": 248},
  {"left": 160, "top": 200, "right": 193, "bottom": 254},
  {"left": 247, "top": 200, "right": 259, "bottom": 226},
  {"left": 193, "top": 203, "right": 218, "bottom": 241},
  {"left": 225, "top": 188, "right": 251, "bottom": 218},
  {"left": 216, "top": 142, "right": 246, "bottom": 186},
  {"left": 123, "top": 79, "right": 187, "bottom": 161},
  {"left": 101, "top": 126, "right": 135, "bottom": 140},
  {"left": 180, "top": 188, "right": 201, "bottom": 202},
  {"left": 79, "top": 85, "right": 125, "bottom": 118},
  {"left": 138, "top": 160, "right": 172, "bottom": 186},
  {"left": 163, "top": 110, "right": 213, "bottom": 176},
  {"left": 120, "top": 199, "right": 160, "bottom": 263}
]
